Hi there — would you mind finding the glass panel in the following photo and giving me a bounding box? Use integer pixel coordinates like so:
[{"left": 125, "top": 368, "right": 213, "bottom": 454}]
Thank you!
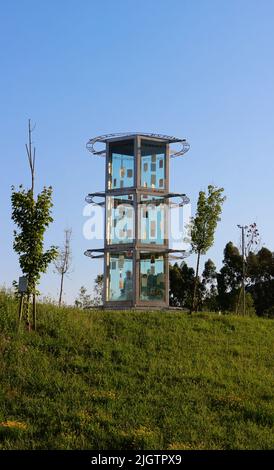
[
  {"left": 140, "top": 253, "right": 165, "bottom": 301},
  {"left": 139, "top": 195, "right": 166, "bottom": 244},
  {"left": 106, "top": 194, "right": 135, "bottom": 244},
  {"left": 108, "top": 140, "right": 134, "bottom": 189},
  {"left": 141, "top": 140, "right": 166, "bottom": 189},
  {"left": 107, "top": 252, "right": 133, "bottom": 301}
]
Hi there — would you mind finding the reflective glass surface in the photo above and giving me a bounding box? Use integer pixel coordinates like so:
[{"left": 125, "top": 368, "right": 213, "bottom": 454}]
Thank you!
[
  {"left": 108, "top": 140, "right": 134, "bottom": 189},
  {"left": 106, "top": 194, "right": 134, "bottom": 244},
  {"left": 141, "top": 140, "right": 166, "bottom": 189},
  {"left": 107, "top": 252, "right": 133, "bottom": 301},
  {"left": 139, "top": 195, "right": 166, "bottom": 245},
  {"left": 140, "top": 253, "right": 165, "bottom": 301}
]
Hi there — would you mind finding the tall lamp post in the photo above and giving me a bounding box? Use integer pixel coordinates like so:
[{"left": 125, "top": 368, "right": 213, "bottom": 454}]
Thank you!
[{"left": 237, "top": 224, "right": 248, "bottom": 316}]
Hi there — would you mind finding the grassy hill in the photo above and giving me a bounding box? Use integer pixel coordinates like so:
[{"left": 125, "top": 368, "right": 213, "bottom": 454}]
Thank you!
[{"left": 0, "top": 291, "right": 273, "bottom": 450}]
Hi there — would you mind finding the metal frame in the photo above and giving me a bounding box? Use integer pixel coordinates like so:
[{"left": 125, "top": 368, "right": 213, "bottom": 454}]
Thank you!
[
  {"left": 86, "top": 192, "right": 190, "bottom": 208},
  {"left": 87, "top": 132, "right": 190, "bottom": 159},
  {"left": 85, "top": 133, "right": 190, "bottom": 309}
]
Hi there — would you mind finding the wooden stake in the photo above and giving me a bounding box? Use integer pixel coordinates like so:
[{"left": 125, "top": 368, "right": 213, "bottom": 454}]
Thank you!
[
  {"left": 33, "top": 292, "right": 36, "bottom": 331},
  {"left": 18, "top": 293, "right": 24, "bottom": 331}
]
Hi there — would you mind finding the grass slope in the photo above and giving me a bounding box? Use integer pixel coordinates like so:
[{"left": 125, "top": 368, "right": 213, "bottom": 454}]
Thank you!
[{"left": 0, "top": 292, "right": 273, "bottom": 450}]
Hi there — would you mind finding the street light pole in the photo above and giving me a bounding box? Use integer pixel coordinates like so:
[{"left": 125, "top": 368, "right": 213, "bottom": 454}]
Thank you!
[{"left": 237, "top": 224, "right": 248, "bottom": 316}]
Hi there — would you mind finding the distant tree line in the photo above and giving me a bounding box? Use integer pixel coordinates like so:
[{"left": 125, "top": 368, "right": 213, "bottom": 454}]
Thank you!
[{"left": 169, "top": 241, "right": 274, "bottom": 317}]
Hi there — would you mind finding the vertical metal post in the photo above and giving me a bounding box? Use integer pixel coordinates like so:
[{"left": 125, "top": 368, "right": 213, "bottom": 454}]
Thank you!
[
  {"left": 103, "top": 142, "right": 110, "bottom": 306},
  {"left": 237, "top": 224, "right": 247, "bottom": 316},
  {"left": 242, "top": 226, "right": 246, "bottom": 316}
]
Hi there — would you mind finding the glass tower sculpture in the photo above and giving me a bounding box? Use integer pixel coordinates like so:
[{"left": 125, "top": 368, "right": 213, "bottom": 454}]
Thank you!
[{"left": 85, "top": 133, "right": 190, "bottom": 309}]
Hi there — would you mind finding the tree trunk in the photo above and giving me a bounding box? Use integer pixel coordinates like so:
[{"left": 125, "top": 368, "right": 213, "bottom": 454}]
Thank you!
[
  {"left": 190, "top": 250, "right": 201, "bottom": 314},
  {"left": 58, "top": 272, "right": 64, "bottom": 307}
]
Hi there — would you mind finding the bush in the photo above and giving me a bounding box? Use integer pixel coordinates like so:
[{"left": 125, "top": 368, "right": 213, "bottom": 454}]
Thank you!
[{"left": 264, "top": 306, "right": 274, "bottom": 319}]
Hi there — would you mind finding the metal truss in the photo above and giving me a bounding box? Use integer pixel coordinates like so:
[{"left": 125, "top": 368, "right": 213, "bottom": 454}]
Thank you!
[
  {"left": 84, "top": 247, "right": 190, "bottom": 261},
  {"left": 85, "top": 192, "right": 190, "bottom": 207},
  {"left": 86, "top": 133, "right": 190, "bottom": 158}
]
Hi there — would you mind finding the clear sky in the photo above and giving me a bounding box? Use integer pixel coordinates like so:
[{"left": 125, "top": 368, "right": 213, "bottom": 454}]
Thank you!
[{"left": 1, "top": 0, "right": 274, "bottom": 304}]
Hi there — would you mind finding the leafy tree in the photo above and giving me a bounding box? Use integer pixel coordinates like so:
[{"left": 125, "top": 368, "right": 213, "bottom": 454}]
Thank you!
[
  {"left": 75, "top": 286, "right": 92, "bottom": 309},
  {"left": 264, "top": 305, "right": 274, "bottom": 319},
  {"left": 202, "top": 259, "right": 218, "bottom": 311},
  {"left": 217, "top": 240, "right": 274, "bottom": 316},
  {"left": 190, "top": 185, "right": 226, "bottom": 313},
  {"left": 202, "top": 259, "right": 217, "bottom": 291},
  {"left": 12, "top": 186, "right": 58, "bottom": 329},
  {"left": 237, "top": 292, "right": 256, "bottom": 317},
  {"left": 54, "top": 228, "right": 72, "bottom": 306},
  {"left": 169, "top": 262, "right": 201, "bottom": 309},
  {"left": 217, "top": 242, "right": 242, "bottom": 311},
  {"left": 218, "top": 230, "right": 274, "bottom": 316},
  {"left": 75, "top": 278, "right": 103, "bottom": 309},
  {"left": 169, "top": 263, "right": 185, "bottom": 307},
  {"left": 247, "top": 247, "right": 274, "bottom": 316},
  {"left": 92, "top": 274, "right": 104, "bottom": 306},
  {"left": 11, "top": 121, "right": 57, "bottom": 330}
]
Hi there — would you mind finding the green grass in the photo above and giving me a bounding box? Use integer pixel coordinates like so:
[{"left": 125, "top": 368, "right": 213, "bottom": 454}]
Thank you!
[{"left": 0, "top": 292, "right": 274, "bottom": 450}]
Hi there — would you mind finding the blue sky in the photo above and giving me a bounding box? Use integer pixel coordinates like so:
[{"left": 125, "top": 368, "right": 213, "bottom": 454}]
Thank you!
[{"left": 0, "top": 0, "right": 273, "bottom": 304}]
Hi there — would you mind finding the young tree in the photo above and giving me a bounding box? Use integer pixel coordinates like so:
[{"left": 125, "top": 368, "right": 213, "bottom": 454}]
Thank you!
[
  {"left": 190, "top": 185, "right": 226, "bottom": 314},
  {"left": 11, "top": 120, "right": 57, "bottom": 330},
  {"left": 217, "top": 242, "right": 242, "bottom": 311},
  {"left": 92, "top": 274, "right": 104, "bottom": 306},
  {"left": 202, "top": 259, "right": 217, "bottom": 289},
  {"left": 75, "top": 286, "right": 92, "bottom": 309},
  {"left": 54, "top": 228, "right": 72, "bottom": 306}
]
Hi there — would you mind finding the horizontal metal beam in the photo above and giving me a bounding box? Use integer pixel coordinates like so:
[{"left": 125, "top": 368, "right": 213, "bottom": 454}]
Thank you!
[
  {"left": 84, "top": 247, "right": 190, "bottom": 260},
  {"left": 85, "top": 191, "right": 190, "bottom": 207}
]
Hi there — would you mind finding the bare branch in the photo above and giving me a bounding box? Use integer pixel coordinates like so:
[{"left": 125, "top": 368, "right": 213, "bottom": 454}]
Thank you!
[
  {"left": 33, "top": 147, "right": 36, "bottom": 174},
  {"left": 55, "top": 228, "right": 73, "bottom": 306},
  {"left": 25, "top": 119, "right": 36, "bottom": 193}
]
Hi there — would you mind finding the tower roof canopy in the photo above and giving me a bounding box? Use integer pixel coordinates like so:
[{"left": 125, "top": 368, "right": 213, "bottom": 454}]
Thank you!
[{"left": 87, "top": 132, "right": 190, "bottom": 158}]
